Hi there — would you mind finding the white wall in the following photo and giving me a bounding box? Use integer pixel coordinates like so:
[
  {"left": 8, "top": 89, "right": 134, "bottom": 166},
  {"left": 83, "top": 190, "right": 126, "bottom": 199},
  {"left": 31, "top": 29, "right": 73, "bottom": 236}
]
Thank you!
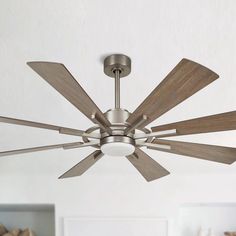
[
  {"left": 64, "top": 218, "right": 168, "bottom": 236},
  {"left": 1, "top": 172, "right": 236, "bottom": 236}
]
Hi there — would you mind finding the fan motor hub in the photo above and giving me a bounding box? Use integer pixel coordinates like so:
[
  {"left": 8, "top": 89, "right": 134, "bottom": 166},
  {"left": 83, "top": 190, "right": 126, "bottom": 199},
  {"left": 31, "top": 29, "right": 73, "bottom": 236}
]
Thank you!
[
  {"left": 104, "top": 108, "right": 130, "bottom": 124},
  {"left": 101, "top": 108, "right": 133, "bottom": 138},
  {"left": 100, "top": 136, "right": 135, "bottom": 146},
  {"left": 82, "top": 109, "right": 152, "bottom": 144}
]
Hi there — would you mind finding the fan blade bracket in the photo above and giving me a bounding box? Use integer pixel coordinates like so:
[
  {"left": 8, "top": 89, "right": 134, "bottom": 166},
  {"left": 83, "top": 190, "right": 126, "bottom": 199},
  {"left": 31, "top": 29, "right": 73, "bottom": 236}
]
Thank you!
[
  {"left": 59, "top": 127, "right": 83, "bottom": 136},
  {"left": 132, "top": 152, "right": 139, "bottom": 159},
  {"left": 134, "top": 129, "right": 177, "bottom": 139},
  {"left": 91, "top": 113, "right": 112, "bottom": 135},
  {"left": 0, "top": 141, "right": 90, "bottom": 157},
  {"left": 82, "top": 132, "right": 101, "bottom": 139},
  {"left": 62, "top": 142, "right": 83, "bottom": 149},
  {"left": 151, "top": 139, "right": 236, "bottom": 164},
  {"left": 146, "top": 142, "right": 172, "bottom": 150},
  {"left": 93, "top": 150, "right": 104, "bottom": 159},
  {"left": 124, "top": 115, "right": 148, "bottom": 135},
  {"left": 136, "top": 140, "right": 171, "bottom": 150},
  {"left": 0, "top": 116, "right": 102, "bottom": 139},
  {"left": 59, "top": 127, "right": 101, "bottom": 139},
  {"left": 0, "top": 116, "right": 59, "bottom": 130},
  {"left": 63, "top": 140, "right": 99, "bottom": 150}
]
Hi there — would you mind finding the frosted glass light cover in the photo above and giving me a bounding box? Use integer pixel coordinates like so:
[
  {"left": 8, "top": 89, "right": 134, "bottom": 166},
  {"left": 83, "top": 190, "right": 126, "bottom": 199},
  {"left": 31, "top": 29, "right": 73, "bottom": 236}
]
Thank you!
[{"left": 101, "top": 142, "right": 135, "bottom": 156}]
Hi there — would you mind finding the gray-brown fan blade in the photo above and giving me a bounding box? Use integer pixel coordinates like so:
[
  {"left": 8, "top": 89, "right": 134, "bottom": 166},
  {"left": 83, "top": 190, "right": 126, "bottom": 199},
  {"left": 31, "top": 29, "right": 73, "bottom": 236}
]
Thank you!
[
  {"left": 150, "top": 139, "right": 236, "bottom": 164},
  {"left": 126, "top": 148, "right": 170, "bottom": 182},
  {"left": 151, "top": 111, "right": 236, "bottom": 137},
  {"left": 27, "top": 62, "right": 111, "bottom": 128},
  {"left": 0, "top": 141, "right": 83, "bottom": 157},
  {"left": 0, "top": 116, "right": 86, "bottom": 137},
  {"left": 59, "top": 150, "right": 103, "bottom": 179},
  {"left": 126, "top": 59, "right": 218, "bottom": 128}
]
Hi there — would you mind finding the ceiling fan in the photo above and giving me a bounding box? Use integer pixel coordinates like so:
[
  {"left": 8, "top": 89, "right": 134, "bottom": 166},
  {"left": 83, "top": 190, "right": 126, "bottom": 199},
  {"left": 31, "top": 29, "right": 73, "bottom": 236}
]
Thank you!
[{"left": 1, "top": 54, "right": 236, "bottom": 182}]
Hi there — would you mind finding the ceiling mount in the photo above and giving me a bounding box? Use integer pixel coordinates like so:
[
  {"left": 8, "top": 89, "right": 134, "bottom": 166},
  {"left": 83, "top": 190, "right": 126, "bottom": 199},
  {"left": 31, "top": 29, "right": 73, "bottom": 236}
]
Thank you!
[
  {"left": 104, "top": 54, "right": 131, "bottom": 78},
  {"left": 1, "top": 54, "right": 236, "bottom": 182}
]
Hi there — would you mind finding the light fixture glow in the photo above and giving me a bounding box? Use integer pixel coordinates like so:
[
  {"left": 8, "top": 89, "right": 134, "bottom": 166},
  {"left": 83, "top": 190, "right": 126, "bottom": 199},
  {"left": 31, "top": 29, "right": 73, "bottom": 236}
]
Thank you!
[{"left": 101, "top": 142, "right": 135, "bottom": 156}]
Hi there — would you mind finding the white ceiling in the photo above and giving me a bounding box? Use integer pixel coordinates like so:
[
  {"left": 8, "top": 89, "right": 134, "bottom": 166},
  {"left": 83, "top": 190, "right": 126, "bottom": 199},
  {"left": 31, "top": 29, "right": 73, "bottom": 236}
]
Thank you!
[{"left": 1, "top": 0, "right": 236, "bottom": 178}]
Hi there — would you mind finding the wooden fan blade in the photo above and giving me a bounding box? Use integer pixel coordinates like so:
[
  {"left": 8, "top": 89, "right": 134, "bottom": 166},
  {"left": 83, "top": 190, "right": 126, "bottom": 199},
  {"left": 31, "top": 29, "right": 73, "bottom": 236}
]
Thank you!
[
  {"left": 59, "top": 150, "right": 103, "bottom": 178},
  {"left": 27, "top": 62, "right": 111, "bottom": 128},
  {"left": 0, "top": 141, "right": 83, "bottom": 157},
  {"left": 0, "top": 116, "right": 86, "bottom": 136},
  {"left": 150, "top": 139, "right": 236, "bottom": 164},
  {"left": 126, "top": 148, "right": 170, "bottom": 182},
  {"left": 126, "top": 59, "right": 218, "bottom": 128},
  {"left": 151, "top": 111, "right": 236, "bottom": 137}
]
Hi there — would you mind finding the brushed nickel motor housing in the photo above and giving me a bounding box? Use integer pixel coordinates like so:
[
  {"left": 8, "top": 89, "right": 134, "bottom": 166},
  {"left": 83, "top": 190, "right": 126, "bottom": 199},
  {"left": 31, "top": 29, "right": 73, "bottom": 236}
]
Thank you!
[
  {"left": 100, "top": 136, "right": 135, "bottom": 146},
  {"left": 101, "top": 109, "right": 133, "bottom": 138},
  {"left": 105, "top": 108, "right": 130, "bottom": 125},
  {"left": 104, "top": 54, "right": 131, "bottom": 78}
]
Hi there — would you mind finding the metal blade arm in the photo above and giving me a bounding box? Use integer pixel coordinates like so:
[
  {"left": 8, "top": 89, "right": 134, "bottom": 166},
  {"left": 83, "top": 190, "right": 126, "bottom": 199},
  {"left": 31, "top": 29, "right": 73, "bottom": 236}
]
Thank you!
[
  {"left": 0, "top": 141, "right": 99, "bottom": 157},
  {"left": 62, "top": 140, "right": 100, "bottom": 150},
  {"left": 134, "top": 129, "right": 176, "bottom": 139},
  {"left": 0, "top": 116, "right": 101, "bottom": 139},
  {"left": 149, "top": 139, "right": 236, "bottom": 164},
  {"left": 136, "top": 140, "right": 171, "bottom": 150},
  {"left": 124, "top": 115, "right": 148, "bottom": 135}
]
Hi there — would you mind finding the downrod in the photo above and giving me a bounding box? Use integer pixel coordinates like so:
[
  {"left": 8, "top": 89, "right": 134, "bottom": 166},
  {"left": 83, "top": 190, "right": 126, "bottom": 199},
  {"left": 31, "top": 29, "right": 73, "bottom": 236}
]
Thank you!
[{"left": 114, "top": 69, "right": 121, "bottom": 109}]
